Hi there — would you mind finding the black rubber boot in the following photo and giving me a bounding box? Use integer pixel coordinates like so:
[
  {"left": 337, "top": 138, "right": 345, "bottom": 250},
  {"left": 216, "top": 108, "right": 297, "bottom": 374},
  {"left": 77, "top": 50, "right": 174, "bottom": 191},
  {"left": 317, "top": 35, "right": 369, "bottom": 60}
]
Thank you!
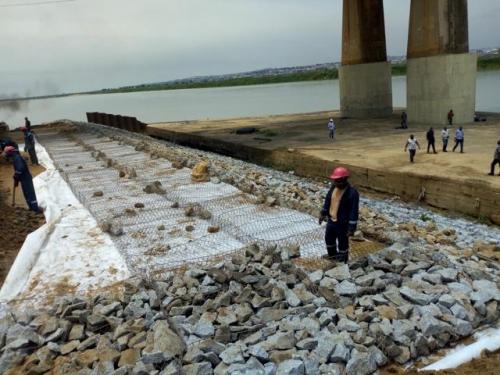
[{"left": 338, "top": 250, "right": 349, "bottom": 264}]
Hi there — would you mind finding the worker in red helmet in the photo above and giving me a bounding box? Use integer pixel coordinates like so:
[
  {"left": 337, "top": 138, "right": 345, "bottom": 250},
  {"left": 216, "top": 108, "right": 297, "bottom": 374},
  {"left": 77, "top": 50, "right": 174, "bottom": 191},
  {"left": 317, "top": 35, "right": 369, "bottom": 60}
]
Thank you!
[
  {"left": 3, "top": 146, "right": 41, "bottom": 213},
  {"left": 21, "top": 125, "right": 39, "bottom": 166},
  {"left": 0, "top": 138, "right": 19, "bottom": 162},
  {"left": 318, "top": 166, "right": 359, "bottom": 263}
]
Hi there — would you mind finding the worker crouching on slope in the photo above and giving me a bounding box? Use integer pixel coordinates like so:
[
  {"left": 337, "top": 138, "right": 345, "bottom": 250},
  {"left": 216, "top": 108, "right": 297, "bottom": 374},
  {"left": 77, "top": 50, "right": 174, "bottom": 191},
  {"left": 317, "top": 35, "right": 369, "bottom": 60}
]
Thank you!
[
  {"left": 0, "top": 138, "right": 19, "bottom": 162},
  {"left": 318, "top": 167, "right": 359, "bottom": 263},
  {"left": 3, "top": 146, "right": 41, "bottom": 213}
]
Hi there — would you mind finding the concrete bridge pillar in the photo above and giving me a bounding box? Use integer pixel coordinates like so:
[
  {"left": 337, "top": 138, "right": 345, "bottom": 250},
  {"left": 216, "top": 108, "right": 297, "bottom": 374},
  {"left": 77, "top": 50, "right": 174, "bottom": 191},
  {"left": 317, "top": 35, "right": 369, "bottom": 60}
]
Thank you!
[
  {"left": 339, "top": 0, "right": 392, "bottom": 118},
  {"left": 407, "top": 0, "right": 476, "bottom": 125}
]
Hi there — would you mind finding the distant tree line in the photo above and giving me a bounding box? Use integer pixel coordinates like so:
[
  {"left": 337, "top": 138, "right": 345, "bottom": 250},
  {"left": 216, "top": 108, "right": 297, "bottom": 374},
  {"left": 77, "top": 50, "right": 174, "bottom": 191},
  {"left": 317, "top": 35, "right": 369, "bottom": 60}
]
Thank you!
[{"left": 88, "top": 55, "right": 499, "bottom": 95}]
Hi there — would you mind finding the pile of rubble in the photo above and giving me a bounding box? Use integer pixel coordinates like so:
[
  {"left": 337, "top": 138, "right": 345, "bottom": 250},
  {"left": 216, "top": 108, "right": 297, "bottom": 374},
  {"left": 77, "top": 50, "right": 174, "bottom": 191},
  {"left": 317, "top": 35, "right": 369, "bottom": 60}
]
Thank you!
[{"left": 2, "top": 241, "right": 500, "bottom": 375}]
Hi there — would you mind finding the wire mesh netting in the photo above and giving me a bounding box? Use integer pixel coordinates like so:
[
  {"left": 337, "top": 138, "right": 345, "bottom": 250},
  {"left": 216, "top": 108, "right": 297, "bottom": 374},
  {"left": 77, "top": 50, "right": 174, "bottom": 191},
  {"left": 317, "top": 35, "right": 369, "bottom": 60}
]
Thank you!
[
  {"left": 167, "top": 182, "right": 241, "bottom": 206},
  {"left": 36, "top": 126, "right": 382, "bottom": 279}
]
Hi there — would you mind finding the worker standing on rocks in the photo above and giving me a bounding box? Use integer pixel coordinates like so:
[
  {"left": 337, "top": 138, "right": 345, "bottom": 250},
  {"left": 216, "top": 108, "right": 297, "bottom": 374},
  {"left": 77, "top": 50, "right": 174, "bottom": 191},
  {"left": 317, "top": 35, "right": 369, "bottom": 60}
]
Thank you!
[
  {"left": 3, "top": 146, "right": 41, "bottom": 213},
  {"left": 21, "top": 125, "right": 39, "bottom": 166},
  {"left": 318, "top": 167, "right": 359, "bottom": 263}
]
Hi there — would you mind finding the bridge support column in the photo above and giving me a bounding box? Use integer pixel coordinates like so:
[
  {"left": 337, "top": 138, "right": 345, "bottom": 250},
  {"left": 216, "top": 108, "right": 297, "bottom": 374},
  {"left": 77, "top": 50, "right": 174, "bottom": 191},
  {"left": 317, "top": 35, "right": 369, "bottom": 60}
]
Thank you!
[
  {"left": 407, "top": 0, "right": 476, "bottom": 125},
  {"left": 339, "top": 0, "right": 392, "bottom": 118}
]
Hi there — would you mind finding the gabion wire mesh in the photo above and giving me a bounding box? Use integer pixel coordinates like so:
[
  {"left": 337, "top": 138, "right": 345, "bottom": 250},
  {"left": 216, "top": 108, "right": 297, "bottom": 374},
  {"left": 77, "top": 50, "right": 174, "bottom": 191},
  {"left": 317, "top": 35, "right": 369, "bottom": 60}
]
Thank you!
[
  {"left": 137, "top": 168, "right": 193, "bottom": 192},
  {"left": 215, "top": 205, "right": 321, "bottom": 247},
  {"left": 125, "top": 231, "right": 246, "bottom": 278},
  {"left": 36, "top": 129, "right": 335, "bottom": 279},
  {"left": 109, "top": 206, "right": 182, "bottom": 231},
  {"left": 203, "top": 192, "right": 259, "bottom": 217},
  {"left": 63, "top": 168, "right": 120, "bottom": 185},
  {"left": 76, "top": 181, "right": 144, "bottom": 206},
  {"left": 167, "top": 182, "right": 241, "bottom": 206}
]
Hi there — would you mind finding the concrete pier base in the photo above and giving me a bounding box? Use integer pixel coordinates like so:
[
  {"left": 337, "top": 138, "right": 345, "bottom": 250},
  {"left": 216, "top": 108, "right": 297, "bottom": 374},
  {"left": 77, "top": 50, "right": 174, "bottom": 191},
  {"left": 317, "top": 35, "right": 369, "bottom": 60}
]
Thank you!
[
  {"left": 339, "top": 61, "right": 392, "bottom": 118},
  {"left": 407, "top": 53, "right": 477, "bottom": 125}
]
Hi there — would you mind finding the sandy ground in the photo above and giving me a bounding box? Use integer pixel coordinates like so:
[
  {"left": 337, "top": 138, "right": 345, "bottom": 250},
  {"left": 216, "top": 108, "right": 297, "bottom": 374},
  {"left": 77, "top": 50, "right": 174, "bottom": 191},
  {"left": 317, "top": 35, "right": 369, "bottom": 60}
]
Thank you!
[{"left": 150, "top": 109, "right": 500, "bottom": 187}]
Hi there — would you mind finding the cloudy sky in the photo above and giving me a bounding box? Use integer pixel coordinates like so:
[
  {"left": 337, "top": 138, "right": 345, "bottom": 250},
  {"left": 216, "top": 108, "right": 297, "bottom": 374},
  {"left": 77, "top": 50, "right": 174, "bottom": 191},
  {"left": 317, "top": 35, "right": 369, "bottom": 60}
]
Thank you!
[{"left": 1, "top": 0, "right": 499, "bottom": 97}]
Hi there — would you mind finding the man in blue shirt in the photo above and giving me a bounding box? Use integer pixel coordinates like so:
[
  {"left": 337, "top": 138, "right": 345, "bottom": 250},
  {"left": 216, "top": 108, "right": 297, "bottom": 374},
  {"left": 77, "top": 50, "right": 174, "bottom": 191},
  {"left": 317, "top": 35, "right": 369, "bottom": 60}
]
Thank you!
[{"left": 452, "top": 126, "right": 464, "bottom": 153}]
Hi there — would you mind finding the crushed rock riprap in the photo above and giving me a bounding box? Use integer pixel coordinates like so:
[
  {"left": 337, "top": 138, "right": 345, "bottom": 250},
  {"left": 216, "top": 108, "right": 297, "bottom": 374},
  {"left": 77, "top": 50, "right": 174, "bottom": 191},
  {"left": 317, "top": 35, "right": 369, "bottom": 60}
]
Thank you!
[
  {"left": 1, "top": 120, "right": 499, "bottom": 374},
  {"left": 1, "top": 243, "right": 499, "bottom": 374}
]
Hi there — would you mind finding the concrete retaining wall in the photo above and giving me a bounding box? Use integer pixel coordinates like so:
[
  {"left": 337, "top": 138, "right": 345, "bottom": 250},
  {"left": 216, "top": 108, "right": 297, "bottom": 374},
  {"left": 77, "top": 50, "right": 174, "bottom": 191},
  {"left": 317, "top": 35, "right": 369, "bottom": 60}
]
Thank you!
[{"left": 146, "top": 127, "right": 500, "bottom": 219}]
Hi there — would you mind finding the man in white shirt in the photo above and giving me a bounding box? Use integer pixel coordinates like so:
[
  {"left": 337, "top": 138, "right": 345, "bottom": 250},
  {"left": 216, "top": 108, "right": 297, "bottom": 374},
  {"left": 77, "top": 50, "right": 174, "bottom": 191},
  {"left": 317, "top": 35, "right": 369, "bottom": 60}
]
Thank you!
[
  {"left": 441, "top": 126, "right": 450, "bottom": 152},
  {"left": 328, "top": 119, "right": 335, "bottom": 139},
  {"left": 404, "top": 134, "right": 421, "bottom": 163}
]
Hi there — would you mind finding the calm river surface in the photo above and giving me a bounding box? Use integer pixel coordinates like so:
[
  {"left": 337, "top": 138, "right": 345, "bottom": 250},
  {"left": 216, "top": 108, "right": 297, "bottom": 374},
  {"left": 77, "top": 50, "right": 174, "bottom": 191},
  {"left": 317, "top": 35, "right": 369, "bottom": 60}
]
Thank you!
[{"left": 1, "top": 71, "right": 499, "bottom": 126}]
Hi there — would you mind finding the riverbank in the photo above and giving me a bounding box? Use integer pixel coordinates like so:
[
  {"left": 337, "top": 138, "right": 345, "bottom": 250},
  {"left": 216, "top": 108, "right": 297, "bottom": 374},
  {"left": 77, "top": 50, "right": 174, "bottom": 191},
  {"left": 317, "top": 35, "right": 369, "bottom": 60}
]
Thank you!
[
  {"left": 86, "top": 54, "right": 500, "bottom": 95},
  {"left": 148, "top": 109, "right": 500, "bottom": 222}
]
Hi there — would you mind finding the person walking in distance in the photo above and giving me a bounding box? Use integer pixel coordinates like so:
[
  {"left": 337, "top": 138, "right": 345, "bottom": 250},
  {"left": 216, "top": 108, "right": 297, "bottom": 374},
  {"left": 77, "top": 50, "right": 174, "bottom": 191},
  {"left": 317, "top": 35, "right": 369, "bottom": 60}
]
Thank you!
[
  {"left": 488, "top": 140, "right": 500, "bottom": 176},
  {"left": 318, "top": 167, "right": 359, "bottom": 263},
  {"left": 328, "top": 118, "right": 335, "bottom": 139},
  {"left": 452, "top": 126, "right": 464, "bottom": 153},
  {"left": 401, "top": 111, "right": 407, "bottom": 129},
  {"left": 404, "top": 134, "right": 420, "bottom": 163},
  {"left": 3, "top": 146, "right": 41, "bottom": 213},
  {"left": 24, "top": 117, "right": 32, "bottom": 132},
  {"left": 447, "top": 110, "right": 454, "bottom": 125},
  {"left": 426, "top": 127, "right": 437, "bottom": 154},
  {"left": 441, "top": 126, "right": 450, "bottom": 152},
  {"left": 21, "top": 125, "right": 39, "bottom": 165}
]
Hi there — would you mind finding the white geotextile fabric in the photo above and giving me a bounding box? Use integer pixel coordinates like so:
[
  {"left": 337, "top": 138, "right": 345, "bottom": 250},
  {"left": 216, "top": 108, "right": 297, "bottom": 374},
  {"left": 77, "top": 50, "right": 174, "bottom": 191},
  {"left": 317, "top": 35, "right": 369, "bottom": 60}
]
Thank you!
[{"left": 0, "top": 141, "right": 130, "bottom": 305}]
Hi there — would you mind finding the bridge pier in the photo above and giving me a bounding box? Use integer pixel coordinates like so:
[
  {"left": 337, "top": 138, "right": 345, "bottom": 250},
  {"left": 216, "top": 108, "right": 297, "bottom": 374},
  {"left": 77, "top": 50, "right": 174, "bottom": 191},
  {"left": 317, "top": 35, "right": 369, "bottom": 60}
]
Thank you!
[
  {"left": 406, "top": 0, "right": 476, "bottom": 125},
  {"left": 339, "top": 0, "right": 392, "bottom": 118}
]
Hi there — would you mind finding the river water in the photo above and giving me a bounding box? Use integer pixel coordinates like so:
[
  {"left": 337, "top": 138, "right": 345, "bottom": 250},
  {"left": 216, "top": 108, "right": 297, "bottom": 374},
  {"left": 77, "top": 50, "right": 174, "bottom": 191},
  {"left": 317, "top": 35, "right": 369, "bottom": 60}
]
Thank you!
[{"left": 1, "top": 71, "right": 499, "bottom": 126}]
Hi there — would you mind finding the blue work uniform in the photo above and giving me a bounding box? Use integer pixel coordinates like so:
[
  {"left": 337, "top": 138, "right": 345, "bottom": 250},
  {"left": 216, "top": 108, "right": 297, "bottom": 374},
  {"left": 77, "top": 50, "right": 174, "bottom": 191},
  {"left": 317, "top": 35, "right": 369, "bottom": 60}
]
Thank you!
[
  {"left": 23, "top": 131, "right": 39, "bottom": 165},
  {"left": 11, "top": 151, "right": 40, "bottom": 212},
  {"left": 320, "top": 183, "right": 359, "bottom": 262}
]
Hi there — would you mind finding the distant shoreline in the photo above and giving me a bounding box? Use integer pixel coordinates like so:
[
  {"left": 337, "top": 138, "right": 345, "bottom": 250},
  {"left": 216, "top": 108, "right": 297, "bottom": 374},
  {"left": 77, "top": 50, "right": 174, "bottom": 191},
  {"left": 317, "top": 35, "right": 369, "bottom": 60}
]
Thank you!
[{"left": 1, "top": 55, "right": 499, "bottom": 101}]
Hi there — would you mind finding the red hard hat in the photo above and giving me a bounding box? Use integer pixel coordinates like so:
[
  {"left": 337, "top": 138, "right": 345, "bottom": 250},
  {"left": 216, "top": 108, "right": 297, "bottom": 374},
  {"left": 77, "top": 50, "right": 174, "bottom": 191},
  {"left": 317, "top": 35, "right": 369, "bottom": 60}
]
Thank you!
[
  {"left": 20, "top": 125, "right": 27, "bottom": 131},
  {"left": 331, "top": 167, "right": 349, "bottom": 179},
  {"left": 4, "top": 146, "right": 16, "bottom": 155}
]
